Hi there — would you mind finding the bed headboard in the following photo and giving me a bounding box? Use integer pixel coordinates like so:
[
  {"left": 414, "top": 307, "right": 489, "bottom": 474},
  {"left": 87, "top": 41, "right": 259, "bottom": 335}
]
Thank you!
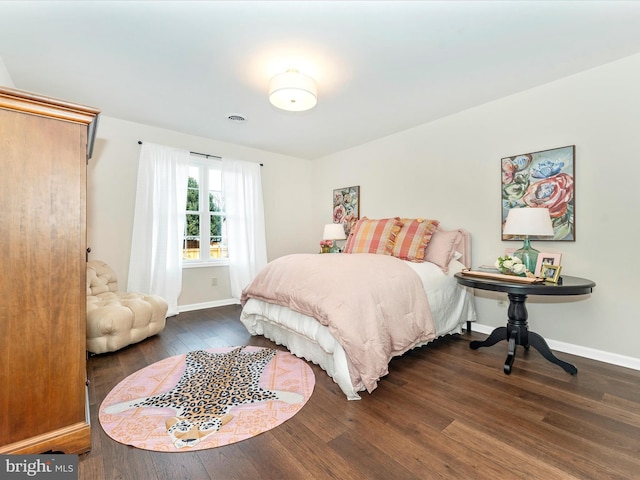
[
  {"left": 431, "top": 227, "right": 471, "bottom": 269},
  {"left": 454, "top": 229, "right": 471, "bottom": 269}
]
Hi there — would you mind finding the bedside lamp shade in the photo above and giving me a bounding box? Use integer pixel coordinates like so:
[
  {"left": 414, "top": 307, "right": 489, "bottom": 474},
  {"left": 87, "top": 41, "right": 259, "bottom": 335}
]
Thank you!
[
  {"left": 323, "top": 223, "right": 347, "bottom": 240},
  {"left": 503, "top": 208, "right": 554, "bottom": 273},
  {"left": 322, "top": 223, "right": 346, "bottom": 253}
]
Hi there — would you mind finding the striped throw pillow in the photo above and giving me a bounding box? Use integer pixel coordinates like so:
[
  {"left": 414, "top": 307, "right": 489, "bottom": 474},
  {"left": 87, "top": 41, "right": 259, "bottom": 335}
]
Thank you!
[
  {"left": 343, "top": 217, "right": 404, "bottom": 255},
  {"left": 391, "top": 218, "right": 440, "bottom": 262}
]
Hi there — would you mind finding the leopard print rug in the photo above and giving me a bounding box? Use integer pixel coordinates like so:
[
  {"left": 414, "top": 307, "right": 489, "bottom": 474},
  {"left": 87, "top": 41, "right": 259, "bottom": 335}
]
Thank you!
[{"left": 99, "top": 346, "right": 315, "bottom": 451}]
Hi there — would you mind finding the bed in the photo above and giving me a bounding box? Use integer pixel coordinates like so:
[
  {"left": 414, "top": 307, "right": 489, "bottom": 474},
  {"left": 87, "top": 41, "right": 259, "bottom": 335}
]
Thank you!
[{"left": 240, "top": 217, "right": 477, "bottom": 400}]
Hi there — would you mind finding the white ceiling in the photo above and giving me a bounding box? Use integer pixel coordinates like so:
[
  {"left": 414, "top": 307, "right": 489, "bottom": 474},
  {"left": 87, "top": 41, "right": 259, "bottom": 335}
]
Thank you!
[{"left": 2, "top": 1, "right": 640, "bottom": 160}]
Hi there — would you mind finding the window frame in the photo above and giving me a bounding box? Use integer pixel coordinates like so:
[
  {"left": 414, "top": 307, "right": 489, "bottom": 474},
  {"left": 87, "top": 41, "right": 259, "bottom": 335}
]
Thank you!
[{"left": 182, "top": 156, "right": 229, "bottom": 268}]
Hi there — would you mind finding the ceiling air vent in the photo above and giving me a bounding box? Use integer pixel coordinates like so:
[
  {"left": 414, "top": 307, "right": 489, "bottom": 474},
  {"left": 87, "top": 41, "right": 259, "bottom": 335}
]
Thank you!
[{"left": 227, "top": 114, "right": 246, "bottom": 122}]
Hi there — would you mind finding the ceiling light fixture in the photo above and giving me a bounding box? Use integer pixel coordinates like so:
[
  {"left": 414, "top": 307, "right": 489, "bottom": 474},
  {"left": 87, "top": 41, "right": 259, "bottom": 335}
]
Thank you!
[{"left": 269, "top": 69, "right": 317, "bottom": 112}]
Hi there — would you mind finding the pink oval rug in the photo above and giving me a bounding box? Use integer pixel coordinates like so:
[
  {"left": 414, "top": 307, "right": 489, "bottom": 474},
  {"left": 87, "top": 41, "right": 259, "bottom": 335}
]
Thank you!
[{"left": 99, "top": 346, "right": 315, "bottom": 451}]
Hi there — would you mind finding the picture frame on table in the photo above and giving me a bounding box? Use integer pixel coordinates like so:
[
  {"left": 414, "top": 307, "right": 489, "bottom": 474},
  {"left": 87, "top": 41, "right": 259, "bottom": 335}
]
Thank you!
[
  {"left": 542, "top": 264, "right": 562, "bottom": 283},
  {"left": 534, "top": 252, "right": 562, "bottom": 277}
]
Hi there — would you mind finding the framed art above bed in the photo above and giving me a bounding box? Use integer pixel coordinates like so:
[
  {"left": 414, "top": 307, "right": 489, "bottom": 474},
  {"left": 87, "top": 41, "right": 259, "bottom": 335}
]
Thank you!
[{"left": 333, "top": 186, "right": 359, "bottom": 236}]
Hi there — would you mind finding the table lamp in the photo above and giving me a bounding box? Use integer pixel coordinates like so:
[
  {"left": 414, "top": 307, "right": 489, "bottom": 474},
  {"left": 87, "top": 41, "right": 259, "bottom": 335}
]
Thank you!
[
  {"left": 322, "top": 223, "right": 347, "bottom": 253},
  {"left": 502, "top": 207, "right": 554, "bottom": 273}
]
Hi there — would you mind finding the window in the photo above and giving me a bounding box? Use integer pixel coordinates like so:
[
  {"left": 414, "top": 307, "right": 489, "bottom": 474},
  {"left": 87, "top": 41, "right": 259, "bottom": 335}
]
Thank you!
[{"left": 183, "top": 157, "right": 228, "bottom": 264}]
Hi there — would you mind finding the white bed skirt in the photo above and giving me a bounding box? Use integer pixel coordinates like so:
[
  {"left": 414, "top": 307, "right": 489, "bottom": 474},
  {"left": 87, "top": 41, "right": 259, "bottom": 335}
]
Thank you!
[{"left": 240, "top": 260, "right": 477, "bottom": 400}]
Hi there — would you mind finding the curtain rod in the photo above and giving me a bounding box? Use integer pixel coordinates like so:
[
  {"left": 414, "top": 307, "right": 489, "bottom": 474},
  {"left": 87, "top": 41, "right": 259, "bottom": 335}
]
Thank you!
[
  {"left": 137, "top": 140, "right": 220, "bottom": 159},
  {"left": 137, "top": 141, "right": 263, "bottom": 166}
]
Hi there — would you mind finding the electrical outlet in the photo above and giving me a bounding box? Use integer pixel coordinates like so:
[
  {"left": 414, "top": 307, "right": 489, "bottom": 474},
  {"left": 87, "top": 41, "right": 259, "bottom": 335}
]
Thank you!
[{"left": 211, "top": 277, "right": 218, "bottom": 286}]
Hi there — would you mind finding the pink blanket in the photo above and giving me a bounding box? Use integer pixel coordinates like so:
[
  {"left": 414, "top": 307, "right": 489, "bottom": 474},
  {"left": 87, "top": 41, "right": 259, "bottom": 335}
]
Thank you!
[{"left": 241, "top": 253, "right": 436, "bottom": 393}]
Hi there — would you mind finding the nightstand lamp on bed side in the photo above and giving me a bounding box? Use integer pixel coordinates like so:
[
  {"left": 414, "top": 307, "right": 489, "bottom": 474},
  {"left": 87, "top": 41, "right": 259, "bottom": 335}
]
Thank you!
[
  {"left": 322, "top": 223, "right": 347, "bottom": 253},
  {"left": 503, "top": 207, "right": 554, "bottom": 273}
]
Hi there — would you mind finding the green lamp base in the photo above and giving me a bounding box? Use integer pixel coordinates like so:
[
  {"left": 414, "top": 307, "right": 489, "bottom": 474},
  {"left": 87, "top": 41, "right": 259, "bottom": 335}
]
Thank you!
[{"left": 513, "top": 238, "right": 539, "bottom": 274}]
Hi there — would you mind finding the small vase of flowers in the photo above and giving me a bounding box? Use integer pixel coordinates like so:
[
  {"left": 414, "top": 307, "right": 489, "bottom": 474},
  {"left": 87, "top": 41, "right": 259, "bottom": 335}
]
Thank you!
[
  {"left": 320, "top": 239, "right": 333, "bottom": 254},
  {"left": 495, "top": 255, "right": 532, "bottom": 277}
]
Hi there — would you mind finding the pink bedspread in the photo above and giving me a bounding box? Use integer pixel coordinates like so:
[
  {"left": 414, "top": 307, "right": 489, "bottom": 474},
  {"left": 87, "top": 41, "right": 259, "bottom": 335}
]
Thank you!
[{"left": 241, "top": 253, "right": 436, "bottom": 393}]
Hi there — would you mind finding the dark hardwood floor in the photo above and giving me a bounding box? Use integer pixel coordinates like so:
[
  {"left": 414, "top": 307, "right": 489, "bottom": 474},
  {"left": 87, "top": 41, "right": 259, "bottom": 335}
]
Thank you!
[{"left": 80, "top": 305, "right": 640, "bottom": 479}]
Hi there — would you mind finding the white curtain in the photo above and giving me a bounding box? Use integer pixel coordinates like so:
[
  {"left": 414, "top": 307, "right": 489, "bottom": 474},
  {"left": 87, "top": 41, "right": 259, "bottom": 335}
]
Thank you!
[
  {"left": 128, "top": 142, "right": 190, "bottom": 316},
  {"left": 222, "top": 159, "right": 268, "bottom": 300}
]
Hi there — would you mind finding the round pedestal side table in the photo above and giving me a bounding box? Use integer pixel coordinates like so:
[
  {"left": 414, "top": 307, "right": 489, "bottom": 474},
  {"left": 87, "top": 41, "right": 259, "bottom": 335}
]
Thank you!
[{"left": 454, "top": 273, "right": 596, "bottom": 375}]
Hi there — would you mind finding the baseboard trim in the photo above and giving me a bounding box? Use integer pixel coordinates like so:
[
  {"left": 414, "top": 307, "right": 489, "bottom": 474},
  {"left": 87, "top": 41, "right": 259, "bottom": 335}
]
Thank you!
[
  {"left": 471, "top": 323, "right": 640, "bottom": 372},
  {"left": 171, "top": 307, "right": 640, "bottom": 372},
  {"left": 178, "top": 298, "right": 239, "bottom": 313}
]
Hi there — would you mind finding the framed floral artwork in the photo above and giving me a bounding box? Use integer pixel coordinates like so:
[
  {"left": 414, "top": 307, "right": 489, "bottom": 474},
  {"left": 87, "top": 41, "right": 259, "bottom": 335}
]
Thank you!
[
  {"left": 333, "top": 186, "right": 359, "bottom": 235},
  {"left": 501, "top": 145, "right": 575, "bottom": 241}
]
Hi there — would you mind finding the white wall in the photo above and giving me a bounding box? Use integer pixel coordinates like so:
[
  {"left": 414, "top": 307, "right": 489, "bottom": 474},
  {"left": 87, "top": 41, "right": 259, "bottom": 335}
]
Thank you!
[
  {"left": 88, "top": 116, "right": 314, "bottom": 307},
  {"left": 0, "top": 56, "right": 14, "bottom": 87},
  {"left": 0, "top": 57, "right": 16, "bottom": 88},
  {"left": 88, "top": 53, "right": 639, "bottom": 362},
  {"left": 311, "top": 53, "right": 640, "bottom": 361}
]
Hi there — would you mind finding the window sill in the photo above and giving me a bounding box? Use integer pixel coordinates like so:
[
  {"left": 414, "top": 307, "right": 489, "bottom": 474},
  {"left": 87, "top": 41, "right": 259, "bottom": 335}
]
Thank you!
[{"left": 182, "top": 259, "right": 230, "bottom": 269}]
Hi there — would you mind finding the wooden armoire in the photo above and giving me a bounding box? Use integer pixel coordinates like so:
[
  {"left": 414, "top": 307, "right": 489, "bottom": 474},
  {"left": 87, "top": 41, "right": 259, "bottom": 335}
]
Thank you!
[{"left": 0, "top": 86, "right": 99, "bottom": 454}]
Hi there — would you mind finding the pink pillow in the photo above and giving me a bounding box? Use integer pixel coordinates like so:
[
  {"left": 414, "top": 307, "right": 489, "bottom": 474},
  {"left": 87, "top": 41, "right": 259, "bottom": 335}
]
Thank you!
[
  {"left": 391, "top": 218, "right": 440, "bottom": 262},
  {"left": 424, "top": 229, "right": 463, "bottom": 273},
  {"left": 343, "top": 217, "right": 404, "bottom": 255}
]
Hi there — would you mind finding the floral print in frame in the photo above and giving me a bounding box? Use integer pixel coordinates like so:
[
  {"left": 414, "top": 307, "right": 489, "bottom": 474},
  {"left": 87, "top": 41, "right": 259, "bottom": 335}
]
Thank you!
[
  {"left": 333, "top": 186, "right": 359, "bottom": 236},
  {"left": 501, "top": 145, "right": 575, "bottom": 241}
]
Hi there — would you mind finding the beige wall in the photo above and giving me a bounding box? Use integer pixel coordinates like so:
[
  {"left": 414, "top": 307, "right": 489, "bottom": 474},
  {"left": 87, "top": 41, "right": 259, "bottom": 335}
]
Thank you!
[
  {"left": 311, "top": 53, "right": 640, "bottom": 361},
  {"left": 88, "top": 53, "right": 640, "bottom": 364},
  {"left": 87, "top": 117, "right": 314, "bottom": 307}
]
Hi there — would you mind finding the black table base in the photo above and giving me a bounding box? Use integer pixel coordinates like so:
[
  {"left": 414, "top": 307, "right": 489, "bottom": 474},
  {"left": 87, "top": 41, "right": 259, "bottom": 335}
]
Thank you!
[{"left": 469, "top": 292, "right": 578, "bottom": 375}]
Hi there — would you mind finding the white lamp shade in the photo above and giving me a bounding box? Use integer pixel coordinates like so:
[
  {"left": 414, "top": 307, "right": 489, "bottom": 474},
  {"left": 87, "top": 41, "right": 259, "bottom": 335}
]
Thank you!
[
  {"left": 322, "top": 223, "right": 347, "bottom": 240},
  {"left": 503, "top": 207, "right": 554, "bottom": 236},
  {"left": 269, "top": 69, "right": 317, "bottom": 112}
]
